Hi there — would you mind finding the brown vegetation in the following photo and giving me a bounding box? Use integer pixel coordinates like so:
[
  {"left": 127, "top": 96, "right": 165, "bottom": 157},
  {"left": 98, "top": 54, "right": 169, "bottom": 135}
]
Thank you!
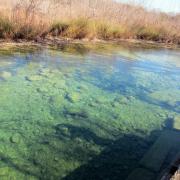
[{"left": 0, "top": 0, "right": 179, "bottom": 44}]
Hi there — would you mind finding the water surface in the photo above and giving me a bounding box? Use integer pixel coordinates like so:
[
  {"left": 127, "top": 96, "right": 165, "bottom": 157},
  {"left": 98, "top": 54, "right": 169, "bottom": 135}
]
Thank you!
[{"left": 0, "top": 43, "right": 180, "bottom": 180}]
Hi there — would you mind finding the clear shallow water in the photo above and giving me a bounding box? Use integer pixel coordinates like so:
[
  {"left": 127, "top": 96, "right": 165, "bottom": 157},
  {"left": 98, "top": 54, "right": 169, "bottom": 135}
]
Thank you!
[{"left": 0, "top": 43, "right": 180, "bottom": 180}]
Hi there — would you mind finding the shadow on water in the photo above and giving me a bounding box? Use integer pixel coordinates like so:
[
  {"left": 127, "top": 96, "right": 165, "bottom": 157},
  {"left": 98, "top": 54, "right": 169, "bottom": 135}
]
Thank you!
[
  {"left": 0, "top": 153, "right": 41, "bottom": 179},
  {"left": 61, "top": 130, "right": 157, "bottom": 180},
  {"left": 62, "top": 117, "right": 180, "bottom": 180},
  {"left": 0, "top": 118, "right": 179, "bottom": 179},
  {"left": 55, "top": 124, "right": 111, "bottom": 146}
]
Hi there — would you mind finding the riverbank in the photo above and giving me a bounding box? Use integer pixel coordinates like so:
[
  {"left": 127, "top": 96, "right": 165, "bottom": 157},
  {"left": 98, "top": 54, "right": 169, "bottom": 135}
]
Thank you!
[
  {"left": 0, "top": 1, "right": 180, "bottom": 46},
  {"left": 0, "top": 37, "right": 179, "bottom": 52}
]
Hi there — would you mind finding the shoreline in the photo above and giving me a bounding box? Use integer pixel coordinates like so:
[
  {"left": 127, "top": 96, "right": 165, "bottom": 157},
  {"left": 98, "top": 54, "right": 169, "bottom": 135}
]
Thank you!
[{"left": 0, "top": 37, "right": 179, "bottom": 50}]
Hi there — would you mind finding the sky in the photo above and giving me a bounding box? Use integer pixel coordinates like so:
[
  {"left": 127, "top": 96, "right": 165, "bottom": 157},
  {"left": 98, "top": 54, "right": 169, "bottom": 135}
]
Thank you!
[{"left": 117, "top": 0, "right": 180, "bottom": 13}]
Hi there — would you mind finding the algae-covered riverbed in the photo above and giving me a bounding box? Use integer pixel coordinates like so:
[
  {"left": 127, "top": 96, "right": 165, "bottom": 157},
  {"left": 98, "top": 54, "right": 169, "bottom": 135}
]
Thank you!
[{"left": 0, "top": 43, "right": 180, "bottom": 180}]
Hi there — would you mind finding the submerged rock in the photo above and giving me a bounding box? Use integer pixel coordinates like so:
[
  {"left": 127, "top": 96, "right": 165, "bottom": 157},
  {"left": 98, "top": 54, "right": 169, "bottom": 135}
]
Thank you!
[
  {"left": 75, "top": 137, "right": 83, "bottom": 144},
  {"left": 0, "top": 167, "right": 9, "bottom": 176},
  {"left": 173, "top": 116, "right": 180, "bottom": 130},
  {"left": 95, "top": 96, "right": 107, "bottom": 104},
  {"left": 120, "top": 97, "right": 129, "bottom": 104},
  {"left": 77, "top": 84, "right": 89, "bottom": 91},
  {"left": 89, "top": 101, "right": 96, "bottom": 107},
  {"left": 167, "top": 100, "right": 177, "bottom": 107},
  {"left": 55, "top": 125, "right": 71, "bottom": 138},
  {"left": 114, "top": 96, "right": 129, "bottom": 105},
  {"left": 111, "top": 101, "right": 120, "bottom": 107},
  {"left": 60, "top": 127, "right": 70, "bottom": 136},
  {"left": 54, "top": 157, "right": 59, "bottom": 161},
  {"left": 66, "top": 92, "right": 80, "bottom": 103},
  {"left": 65, "top": 107, "right": 88, "bottom": 118},
  {"left": 157, "top": 112, "right": 167, "bottom": 118},
  {"left": 0, "top": 61, "right": 13, "bottom": 67},
  {"left": 39, "top": 68, "right": 51, "bottom": 77},
  {"left": 10, "top": 134, "right": 20, "bottom": 143},
  {"left": 0, "top": 71, "right": 12, "bottom": 80},
  {"left": 25, "top": 75, "right": 42, "bottom": 81}
]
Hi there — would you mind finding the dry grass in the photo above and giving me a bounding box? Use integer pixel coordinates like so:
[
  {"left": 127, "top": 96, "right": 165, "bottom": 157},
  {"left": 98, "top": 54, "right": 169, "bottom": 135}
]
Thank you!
[{"left": 0, "top": 0, "right": 179, "bottom": 44}]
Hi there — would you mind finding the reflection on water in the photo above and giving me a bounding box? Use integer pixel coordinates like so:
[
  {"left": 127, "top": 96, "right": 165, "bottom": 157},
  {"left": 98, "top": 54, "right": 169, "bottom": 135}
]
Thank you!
[{"left": 0, "top": 43, "right": 179, "bottom": 180}]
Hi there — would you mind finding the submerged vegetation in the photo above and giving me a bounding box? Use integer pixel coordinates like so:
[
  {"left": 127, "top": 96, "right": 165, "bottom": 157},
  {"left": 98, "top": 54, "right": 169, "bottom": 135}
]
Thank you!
[
  {"left": 0, "top": 43, "right": 180, "bottom": 179},
  {"left": 0, "top": 0, "right": 180, "bottom": 44}
]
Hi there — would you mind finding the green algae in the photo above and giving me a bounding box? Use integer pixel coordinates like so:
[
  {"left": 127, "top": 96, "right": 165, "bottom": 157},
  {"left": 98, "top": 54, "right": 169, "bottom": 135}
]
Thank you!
[{"left": 0, "top": 43, "right": 179, "bottom": 179}]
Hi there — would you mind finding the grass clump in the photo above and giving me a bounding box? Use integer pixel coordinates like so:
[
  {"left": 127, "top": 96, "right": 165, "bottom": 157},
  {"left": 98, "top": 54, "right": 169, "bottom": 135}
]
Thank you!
[
  {"left": 50, "top": 22, "right": 69, "bottom": 36},
  {"left": 13, "top": 25, "right": 38, "bottom": 40},
  {"left": 64, "top": 18, "right": 89, "bottom": 39},
  {"left": 0, "top": 17, "right": 13, "bottom": 38},
  {"left": 96, "top": 22, "right": 111, "bottom": 39},
  {"left": 96, "top": 22, "right": 127, "bottom": 40},
  {"left": 49, "top": 19, "right": 128, "bottom": 40},
  {"left": 136, "top": 27, "right": 162, "bottom": 41}
]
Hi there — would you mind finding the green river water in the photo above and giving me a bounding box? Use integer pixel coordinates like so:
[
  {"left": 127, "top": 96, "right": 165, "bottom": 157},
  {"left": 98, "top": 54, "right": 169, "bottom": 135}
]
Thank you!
[{"left": 0, "top": 43, "right": 179, "bottom": 180}]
